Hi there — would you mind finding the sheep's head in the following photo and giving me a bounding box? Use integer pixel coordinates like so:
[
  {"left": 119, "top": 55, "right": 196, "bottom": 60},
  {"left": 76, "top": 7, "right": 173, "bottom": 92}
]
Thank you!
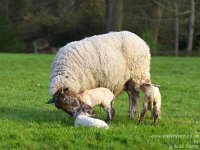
[{"left": 47, "top": 88, "right": 81, "bottom": 117}]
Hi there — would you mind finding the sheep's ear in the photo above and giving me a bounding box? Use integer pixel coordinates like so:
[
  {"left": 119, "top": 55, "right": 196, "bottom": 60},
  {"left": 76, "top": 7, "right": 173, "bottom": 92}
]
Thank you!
[
  {"left": 46, "top": 98, "right": 55, "bottom": 104},
  {"left": 64, "top": 88, "right": 69, "bottom": 92},
  {"left": 61, "top": 88, "right": 69, "bottom": 94}
]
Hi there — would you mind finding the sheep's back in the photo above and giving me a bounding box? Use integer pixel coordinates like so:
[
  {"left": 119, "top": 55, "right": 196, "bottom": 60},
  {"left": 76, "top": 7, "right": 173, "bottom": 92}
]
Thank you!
[
  {"left": 49, "top": 31, "right": 151, "bottom": 96},
  {"left": 49, "top": 32, "right": 127, "bottom": 96}
]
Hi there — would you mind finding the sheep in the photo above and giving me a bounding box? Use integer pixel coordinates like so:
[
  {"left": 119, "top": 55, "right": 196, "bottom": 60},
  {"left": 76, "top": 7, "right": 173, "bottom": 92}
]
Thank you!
[
  {"left": 139, "top": 84, "right": 161, "bottom": 124},
  {"left": 48, "top": 31, "right": 151, "bottom": 119},
  {"left": 74, "top": 87, "right": 115, "bottom": 123},
  {"left": 75, "top": 115, "right": 109, "bottom": 129}
]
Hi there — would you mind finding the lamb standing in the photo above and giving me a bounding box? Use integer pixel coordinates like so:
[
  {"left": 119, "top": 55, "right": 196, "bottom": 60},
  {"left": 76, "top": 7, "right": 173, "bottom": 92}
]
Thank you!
[
  {"left": 48, "top": 31, "right": 151, "bottom": 119},
  {"left": 74, "top": 87, "right": 113, "bottom": 128},
  {"left": 75, "top": 87, "right": 115, "bottom": 123},
  {"left": 139, "top": 84, "right": 161, "bottom": 124}
]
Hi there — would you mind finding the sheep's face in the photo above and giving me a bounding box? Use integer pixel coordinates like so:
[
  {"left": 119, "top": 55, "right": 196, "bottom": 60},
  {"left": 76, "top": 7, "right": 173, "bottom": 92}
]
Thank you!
[{"left": 47, "top": 89, "right": 81, "bottom": 117}]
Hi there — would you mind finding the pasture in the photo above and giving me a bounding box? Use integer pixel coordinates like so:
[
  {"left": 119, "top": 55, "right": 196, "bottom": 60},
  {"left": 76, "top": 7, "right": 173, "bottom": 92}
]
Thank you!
[{"left": 0, "top": 54, "right": 199, "bottom": 149}]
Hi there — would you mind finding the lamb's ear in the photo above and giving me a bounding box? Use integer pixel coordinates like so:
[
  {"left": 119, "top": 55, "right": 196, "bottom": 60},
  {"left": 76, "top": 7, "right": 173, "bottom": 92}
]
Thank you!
[
  {"left": 46, "top": 98, "right": 56, "bottom": 104},
  {"left": 140, "top": 83, "right": 151, "bottom": 91}
]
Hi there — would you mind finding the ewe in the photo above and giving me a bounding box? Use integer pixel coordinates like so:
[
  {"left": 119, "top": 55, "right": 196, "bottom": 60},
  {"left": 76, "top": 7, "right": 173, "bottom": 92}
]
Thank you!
[{"left": 48, "top": 31, "right": 151, "bottom": 119}]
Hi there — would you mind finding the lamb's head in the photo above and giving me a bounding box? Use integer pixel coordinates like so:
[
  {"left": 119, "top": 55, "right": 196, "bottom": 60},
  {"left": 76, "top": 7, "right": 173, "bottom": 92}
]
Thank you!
[
  {"left": 140, "top": 83, "right": 158, "bottom": 91},
  {"left": 74, "top": 104, "right": 94, "bottom": 117},
  {"left": 47, "top": 88, "right": 81, "bottom": 117}
]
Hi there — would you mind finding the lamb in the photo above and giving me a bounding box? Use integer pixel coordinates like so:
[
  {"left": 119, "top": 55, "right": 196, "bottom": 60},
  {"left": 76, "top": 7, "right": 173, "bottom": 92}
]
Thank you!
[
  {"left": 139, "top": 84, "right": 161, "bottom": 124},
  {"left": 48, "top": 31, "right": 151, "bottom": 119},
  {"left": 73, "top": 103, "right": 109, "bottom": 129},
  {"left": 75, "top": 115, "right": 109, "bottom": 129},
  {"left": 74, "top": 87, "right": 115, "bottom": 123}
]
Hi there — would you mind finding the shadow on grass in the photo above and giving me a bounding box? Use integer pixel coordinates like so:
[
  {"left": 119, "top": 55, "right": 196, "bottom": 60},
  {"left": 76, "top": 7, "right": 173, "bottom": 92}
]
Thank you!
[
  {"left": 0, "top": 105, "right": 163, "bottom": 128},
  {"left": 0, "top": 106, "right": 74, "bottom": 126}
]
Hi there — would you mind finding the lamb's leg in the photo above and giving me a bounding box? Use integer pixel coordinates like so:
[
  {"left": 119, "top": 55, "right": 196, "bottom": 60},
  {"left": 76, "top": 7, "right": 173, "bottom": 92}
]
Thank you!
[
  {"left": 105, "top": 108, "right": 112, "bottom": 124},
  {"left": 104, "top": 101, "right": 115, "bottom": 124},
  {"left": 111, "top": 100, "right": 115, "bottom": 119},
  {"left": 139, "top": 102, "right": 148, "bottom": 123},
  {"left": 153, "top": 102, "right": 161, "bottom": 124},
  {"left": 148, "top": 101, "right": 154, "bottom": 119}
]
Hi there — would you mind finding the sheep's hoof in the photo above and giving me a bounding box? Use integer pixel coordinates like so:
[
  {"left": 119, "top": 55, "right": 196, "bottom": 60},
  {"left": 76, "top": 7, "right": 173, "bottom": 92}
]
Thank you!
[
  {"left": 129, "top": 111, "right": 136, "bottom": 119},
  {"left": 129, "top": 115, "right": 134, "bottom": 119}
]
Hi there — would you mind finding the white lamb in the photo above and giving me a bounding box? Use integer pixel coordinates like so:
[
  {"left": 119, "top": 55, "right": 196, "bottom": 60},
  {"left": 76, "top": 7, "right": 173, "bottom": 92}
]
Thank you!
[
  {"left": 74, "top": 87, "right": 115, "bottom": 123},
  {"left": 139, "top": 84, "right": 161, "bottom": 123},
  {"left": 75, "top": 115, "right": 109, "bottom": 129}
]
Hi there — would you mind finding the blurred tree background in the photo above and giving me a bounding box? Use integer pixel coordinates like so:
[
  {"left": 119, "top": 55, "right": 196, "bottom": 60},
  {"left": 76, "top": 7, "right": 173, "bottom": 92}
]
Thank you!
[{"left": 0, "top": 0, "right": 199, "bottom": 55}]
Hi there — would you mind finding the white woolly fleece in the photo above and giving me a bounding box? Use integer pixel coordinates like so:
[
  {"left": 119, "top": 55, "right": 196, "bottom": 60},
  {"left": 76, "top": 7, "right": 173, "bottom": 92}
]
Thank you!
[
  {"left": 77, "top": 87, "right": 114, "bottom": 107},
  {"left": 49, "top": 31, "right": 151, "bottom": 96},
  {"left": 75, "top": 115, "right": 109, "bottom": 129}
]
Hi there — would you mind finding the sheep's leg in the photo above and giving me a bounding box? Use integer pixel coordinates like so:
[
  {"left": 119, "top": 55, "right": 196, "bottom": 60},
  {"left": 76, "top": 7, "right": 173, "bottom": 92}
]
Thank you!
[
  {"left": 128, "top": 89, "right": 139, "bottom": 119},
  {"left": 125, "top": 80, "right": 140, "bottom": 119},
  {"left": 131, "top": 89, "right": 139, "bottom": 118},
  {"left": 127, "top": 90, "right": 133, "bottom": 118},
  {"left": 139, "top": 102, "right": 148, "bottom": 123}
]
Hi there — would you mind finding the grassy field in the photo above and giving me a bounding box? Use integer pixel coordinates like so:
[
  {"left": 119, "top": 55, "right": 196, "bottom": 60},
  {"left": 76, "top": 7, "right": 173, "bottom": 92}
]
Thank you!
[{"left": 0, "top": 53, "right": 200, "bottom": 149}]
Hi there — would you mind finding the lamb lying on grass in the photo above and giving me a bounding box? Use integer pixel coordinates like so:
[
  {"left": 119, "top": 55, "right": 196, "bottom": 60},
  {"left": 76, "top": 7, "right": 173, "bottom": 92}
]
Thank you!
[
  {"left": 73, "top": 103, "right": 109, "bottom": 129},
  {"left": 139, "top": 84, "right": 161, "bottom": 124},
  {"left": 75, "top": 115, "right": 109, "bottom": 129},
  {"left": 53, "top": 100, "right": 109, "bottom": 129}
]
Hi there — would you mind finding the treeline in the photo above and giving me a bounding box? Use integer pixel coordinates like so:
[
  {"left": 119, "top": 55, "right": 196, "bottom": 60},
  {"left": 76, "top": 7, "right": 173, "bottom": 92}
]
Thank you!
[{"left": 0, "top": 0, "right": 200, "bottom": 56}]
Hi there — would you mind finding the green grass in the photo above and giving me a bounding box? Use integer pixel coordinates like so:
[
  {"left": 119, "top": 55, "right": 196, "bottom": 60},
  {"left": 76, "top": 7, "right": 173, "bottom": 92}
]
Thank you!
[{"left": 0, "top": 54, "right": 200, "bottom": 149}]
